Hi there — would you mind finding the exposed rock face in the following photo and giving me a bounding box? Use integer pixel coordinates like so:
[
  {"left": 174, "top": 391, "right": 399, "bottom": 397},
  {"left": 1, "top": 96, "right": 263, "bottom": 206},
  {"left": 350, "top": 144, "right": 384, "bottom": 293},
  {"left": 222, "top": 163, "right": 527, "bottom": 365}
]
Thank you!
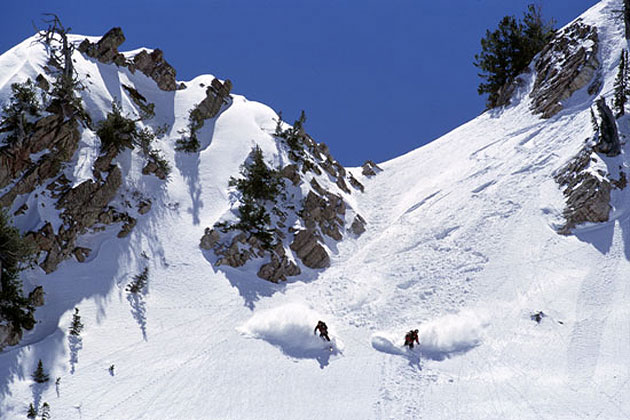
[
  {"left": 530, "top": 20, "right": 600, "bottom": 118},
  {"left": 258, "top": 245, "right": 301, "bottom": 283},
  {"left": 555, "top": 146, "right": 626, "bottom": 235},
  {"left": 362, "top": 160, "right": 383, "bottom": 177},
  {"left": 350, "top": 214, "right": 367, "bottom": 236},
  {"left": 28, "top": 286, "right": 45, "bottom": 307},
  {"left": 593, "top": 97, "right": 620, "bottom": 157},
  {"left": 0, "top": 115, "right": 79, "bottom": 196},
  {"left": 77, "top": 27, "right": 181, "bottom": 92},
  {"left": 0, "top": 324, "right": 22, "bottom": 351},
  {"left": 195, "top": 78, "right": 233, "bottom": 119},
  {"left": 202, "top": 119, "right": 367, "bottom": 281},
  {"left": 290, "top": 229, "right": 330, "bottom": 269},
  {"left": 78, "top": 27, "right": 126, "bottom": 65},
  {"left": 132, "top": 49, "right": 178, "bottom": 91}
]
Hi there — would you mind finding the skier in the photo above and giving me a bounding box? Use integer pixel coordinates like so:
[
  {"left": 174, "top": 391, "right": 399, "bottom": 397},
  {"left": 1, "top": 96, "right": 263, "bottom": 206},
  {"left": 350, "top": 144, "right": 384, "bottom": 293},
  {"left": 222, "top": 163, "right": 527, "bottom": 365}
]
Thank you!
[
  {"left": 404, "top": 329, "right": 420, "bottom": 349},
  {"left": 314, "top": 320, "right": 331, "bottom": 341}
]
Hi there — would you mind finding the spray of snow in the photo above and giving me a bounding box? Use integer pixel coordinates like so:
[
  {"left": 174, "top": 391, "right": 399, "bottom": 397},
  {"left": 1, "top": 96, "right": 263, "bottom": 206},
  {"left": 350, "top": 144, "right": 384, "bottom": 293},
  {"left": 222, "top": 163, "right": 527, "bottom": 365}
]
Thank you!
[
  {"left": 419, "top": 310, "right": 488, "bottom": 359},
  {"left": 371, "top": 310, "right": 488, "bottom": 360},
  {"left": 238, "top": 303, "right": 343, "bottom": 359}
]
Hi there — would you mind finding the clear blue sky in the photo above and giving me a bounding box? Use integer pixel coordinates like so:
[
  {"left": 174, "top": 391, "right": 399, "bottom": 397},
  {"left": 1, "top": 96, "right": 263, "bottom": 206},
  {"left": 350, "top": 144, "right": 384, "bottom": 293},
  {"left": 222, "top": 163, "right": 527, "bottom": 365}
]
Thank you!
[{"left": 1, "top": 0, "right": 600, "bottom": 166}]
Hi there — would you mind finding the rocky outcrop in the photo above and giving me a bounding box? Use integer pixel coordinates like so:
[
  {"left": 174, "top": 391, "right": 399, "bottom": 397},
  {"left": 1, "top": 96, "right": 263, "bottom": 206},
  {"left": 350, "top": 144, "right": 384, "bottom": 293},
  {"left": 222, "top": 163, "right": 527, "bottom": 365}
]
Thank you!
[
  {"left": 593, "top": 97, "right": 620, "bottom": 157},
  {"left": 195, "top": 78, "right": 233, "bottom": 119},
  {"left": 77, "top": 27, "right": 181, "bottom": 92},
  {"left": 350, "top": 214, "right": 367, "bottom": 236},
  {"left": 28, "top": 286, "right": 45, "bottom": 307},
  {"left": 258, "top": 245, "right": 301, "bottom": 283},
  {"left": 131, "top": 49, "right": 178, "bottom": 91},
  {"left": 290, "top": 229, "right": 330, "bottom": 269},
  {"left": 0, "top": 324, "right": 23, "bottom": 351},
  {"left": 555, "top": 146, "right": 626, "bottom": 235},
  {"left": 78, "top": 27, "right": 126, "bottom": 66},
  {"left": 362, "top": 160, "right": 383, "bottom": 177},
  {"left": 530, "top": 20, "right": 600, "bottom": 118},
  {"left": 202, "top": 116, "right": 368, "bottom": 281}
]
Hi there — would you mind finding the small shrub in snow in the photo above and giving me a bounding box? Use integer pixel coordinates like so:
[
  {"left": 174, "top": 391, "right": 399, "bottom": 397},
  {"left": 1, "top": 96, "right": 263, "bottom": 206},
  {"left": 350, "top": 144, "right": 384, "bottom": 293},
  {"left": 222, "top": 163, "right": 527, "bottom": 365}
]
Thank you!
[
  {"left": 175, "top": 108, "right": 203, "bottom": 153},
  {"left": 31, "top": 359, "right": 49, "bottom": 383},
  {"left": 274, "top": 110, "right": 308, "bottom": 160},
  {"left": 40, "top": 402, "right": 50, "bottom": 420},
  {"left": 126, "top": 267, "right": 148, "bottom": 294},
  {"left": 69, "top": 307, "right": 84, "bottom": 336},
  {"left": 26, "top": 402, "right": 37, "bottom": 419}
]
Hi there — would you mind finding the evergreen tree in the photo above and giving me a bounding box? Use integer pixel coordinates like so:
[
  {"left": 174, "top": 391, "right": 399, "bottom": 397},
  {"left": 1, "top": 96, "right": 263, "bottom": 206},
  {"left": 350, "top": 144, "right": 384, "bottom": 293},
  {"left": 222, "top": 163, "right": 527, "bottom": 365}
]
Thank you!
[
  {"left": 31, "top": 359, "right": 50, "bottom": 383},
  {"left": 273, "top": 111, "right": 284, "bottom": 137},
  {"left": 474, "top": 4, "right": 555, "bottom": 108},
  {"left": 69, "top": 307, "right": 84, "bottom": 336},
  {"left": 614, "top": 49, "right": 628, "bottom": 118},
  {"left": 125, "top": 267, "right": 148, "bottom": 294},
  {"left": 226, "top": 146, "right": 284, "bottom": 248},
  {"left": 0, "top": 210, "right": 36, "bottom": 332},
  {"left": 0, "top": 80, "right": 42, "bottom": 146},
  {"left": 26, "top": 403, "right": 37, "bottom": 419},
  {"left": 40, "top": 402, "right": 50, "bottom": 420}
]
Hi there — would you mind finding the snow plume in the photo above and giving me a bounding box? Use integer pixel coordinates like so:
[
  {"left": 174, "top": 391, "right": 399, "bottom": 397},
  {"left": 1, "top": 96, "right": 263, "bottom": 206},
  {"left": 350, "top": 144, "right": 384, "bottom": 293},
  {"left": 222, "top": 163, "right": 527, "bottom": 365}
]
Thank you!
[
  {"left": 238, "top": 303, "right": 343, "bottom": 364},
  {"left": 419, "top": 310, "right": 488, "bottom": 360},
  {"left": 371, "top": 310, "right": 488, "bottom": 361}
]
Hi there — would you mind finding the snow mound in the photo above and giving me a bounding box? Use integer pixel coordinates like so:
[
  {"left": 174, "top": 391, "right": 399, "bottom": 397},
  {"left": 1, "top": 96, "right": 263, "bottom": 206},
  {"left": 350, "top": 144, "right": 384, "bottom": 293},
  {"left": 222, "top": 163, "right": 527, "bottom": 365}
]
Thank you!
[
  {"left": 238, "top": 303, "right": 343, "bottom": 362},
  {"left": 371, "top": 310, "right": 487, "bottom": 361}
]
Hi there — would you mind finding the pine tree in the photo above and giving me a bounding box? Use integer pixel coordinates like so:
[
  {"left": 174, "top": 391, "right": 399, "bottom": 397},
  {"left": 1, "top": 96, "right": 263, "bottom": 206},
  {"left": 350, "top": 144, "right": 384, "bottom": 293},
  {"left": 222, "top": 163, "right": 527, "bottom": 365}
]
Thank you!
[
  {"left": 26, "top": 403, "right": 37, "bottom": 419},
  {"left": 31, "top": 359, "right": 50, "bottom": 383},
  {"left": 474, "top": 4, "right": 555, "bottom": 108},
  {"left": 614, "top": 49, "right": 628, "bottom": 118},
  {"left": 40, "top": 402, "right": 50, "bottom": 420},
  {"left": 0, "top": 79, "right": 41, "bottom": 146},
  {"left": 69, "top": 307, "right": 84, "bottom": 336},
  {"left": 274, "top": 111, "right": 284, "bottom": 137}
]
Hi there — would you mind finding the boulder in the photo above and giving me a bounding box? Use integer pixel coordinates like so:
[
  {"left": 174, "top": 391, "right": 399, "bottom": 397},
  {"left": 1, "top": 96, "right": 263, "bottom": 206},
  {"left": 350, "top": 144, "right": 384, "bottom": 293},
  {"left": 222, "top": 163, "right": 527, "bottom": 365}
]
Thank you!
[
  {"left": 258, "top": 252, "right": 301, "bottom": 283},
  {"left": 132, "top": 49, "right": 178, "bottom": 91},
  {"left": 78, "top": 27, "right": 126, "bottom": 64},
  {"left": 290, "top": 229, "right": 330, "bottom": 269},
  {"left": 200, "top": 228, "right": 221, "bottom": 250},
  {"left": 0, "top": 323, "right": 22, "bottom": 351},
  {"left": 593, "top": 97, "right": 620, "bottom": 157},
  {"left": 28, "top": 286, "right": 45, "bottom": 307},
  {"left": 195, "top": 78, "right": 233, "bottom": 119},
  {"left": 350, "top": 214, "right": 367, "bottom": 236},
  {"left": 73, "top": 247, "right": 91, "bottom": 263},
  {"left": 137, "top": 200, "right": 152, "bottom": 215},
  {"left": 362, "top": 160, "right": 382, "bottom": 177}
]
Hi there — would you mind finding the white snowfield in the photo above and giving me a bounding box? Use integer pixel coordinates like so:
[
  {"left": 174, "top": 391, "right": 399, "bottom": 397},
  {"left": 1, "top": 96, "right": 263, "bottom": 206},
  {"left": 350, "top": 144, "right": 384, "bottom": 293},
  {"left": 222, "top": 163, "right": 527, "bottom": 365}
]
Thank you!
[{"left": 1, "top": 0, "right": 630, "bottom": 418}]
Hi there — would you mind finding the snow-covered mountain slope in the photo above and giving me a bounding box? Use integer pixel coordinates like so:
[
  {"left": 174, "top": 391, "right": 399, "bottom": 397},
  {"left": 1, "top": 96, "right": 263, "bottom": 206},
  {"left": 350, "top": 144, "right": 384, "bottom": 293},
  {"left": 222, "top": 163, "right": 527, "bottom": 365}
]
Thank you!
[{"left": 2, "top": 0, "right": 630, "bottom": 419}]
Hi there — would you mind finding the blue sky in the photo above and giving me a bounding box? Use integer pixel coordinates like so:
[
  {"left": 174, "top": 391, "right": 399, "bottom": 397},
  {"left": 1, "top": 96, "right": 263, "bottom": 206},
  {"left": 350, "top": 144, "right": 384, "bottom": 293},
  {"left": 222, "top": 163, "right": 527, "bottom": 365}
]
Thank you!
[{"left": 1, "top": 0, "right": 599, "bottom": 166}]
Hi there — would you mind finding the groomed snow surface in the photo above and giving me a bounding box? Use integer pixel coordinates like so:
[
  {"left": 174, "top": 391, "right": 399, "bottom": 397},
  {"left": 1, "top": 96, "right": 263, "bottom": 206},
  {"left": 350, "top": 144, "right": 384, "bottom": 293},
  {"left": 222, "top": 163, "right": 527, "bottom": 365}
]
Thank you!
[{"left": 2, "top": 0, "right": 630, "bottom": 419}]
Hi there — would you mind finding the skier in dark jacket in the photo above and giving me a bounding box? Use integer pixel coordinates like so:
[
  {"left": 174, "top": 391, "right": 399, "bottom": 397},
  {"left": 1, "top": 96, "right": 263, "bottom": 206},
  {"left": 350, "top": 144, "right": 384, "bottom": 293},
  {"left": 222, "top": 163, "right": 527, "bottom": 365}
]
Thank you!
[
  {"left": 404, "top": 329, "right": 420, "bottom": 349},
  {"left": 314, "top": 320, "right": 330, "bottom": 341}
]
